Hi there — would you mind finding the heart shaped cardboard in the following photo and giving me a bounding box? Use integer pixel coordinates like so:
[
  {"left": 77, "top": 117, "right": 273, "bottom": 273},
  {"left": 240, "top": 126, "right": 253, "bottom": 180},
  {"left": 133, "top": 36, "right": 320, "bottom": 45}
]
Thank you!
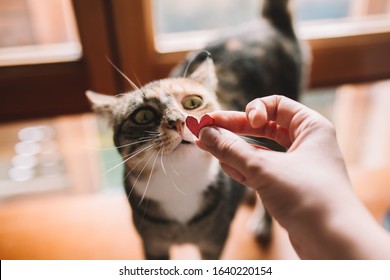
[{"left": 185, "top": 114, "right": 215, "bottom": 138}]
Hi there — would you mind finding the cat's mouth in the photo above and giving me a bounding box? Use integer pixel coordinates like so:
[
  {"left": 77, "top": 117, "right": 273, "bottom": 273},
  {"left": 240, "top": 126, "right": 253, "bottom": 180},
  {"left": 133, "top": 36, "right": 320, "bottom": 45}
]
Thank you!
[{"left": 181, "top": 140, "right": 192, "bottom": 145}]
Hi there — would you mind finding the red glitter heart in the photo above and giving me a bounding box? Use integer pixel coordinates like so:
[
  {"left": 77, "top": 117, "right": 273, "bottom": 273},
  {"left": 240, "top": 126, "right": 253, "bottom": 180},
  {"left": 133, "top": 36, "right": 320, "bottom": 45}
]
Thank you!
[{"left": 185, "top": 114, "right": 215, "bottom": 138}]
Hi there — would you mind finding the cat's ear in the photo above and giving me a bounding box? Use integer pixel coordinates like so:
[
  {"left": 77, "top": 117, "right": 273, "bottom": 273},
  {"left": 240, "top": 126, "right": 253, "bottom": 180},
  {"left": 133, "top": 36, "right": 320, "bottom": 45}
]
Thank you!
[
  {"left": 85, "top": 90, "right": 116, "bottom": 123},
  {"left": 189, "top": 55, "right": 218, "bottom": 92}
]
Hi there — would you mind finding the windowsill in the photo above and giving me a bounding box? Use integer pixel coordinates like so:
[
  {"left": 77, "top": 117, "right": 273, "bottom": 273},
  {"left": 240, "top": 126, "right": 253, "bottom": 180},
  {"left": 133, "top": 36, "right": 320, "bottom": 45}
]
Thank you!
[
  {"left": 0, "top": 42, "right": 82, "bottom": 67},
  {"left": 298, "top": 14, "right": 390, "bottom": 39}
]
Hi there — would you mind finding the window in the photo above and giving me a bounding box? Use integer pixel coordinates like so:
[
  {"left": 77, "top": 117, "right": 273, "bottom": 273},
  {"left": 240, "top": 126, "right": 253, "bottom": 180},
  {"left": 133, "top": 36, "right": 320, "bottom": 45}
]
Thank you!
[
  {"left": 150, "top": 0, "right": 390, "bottom": 87},
  {"left": 153, "top": 0, "right": 360, "bottom": 52},
  {"left": 153, "top": 0, "right": 390, "bottom": 41},
  {"left": 0, "top": 0, "right": 81, "bottom": 66}
]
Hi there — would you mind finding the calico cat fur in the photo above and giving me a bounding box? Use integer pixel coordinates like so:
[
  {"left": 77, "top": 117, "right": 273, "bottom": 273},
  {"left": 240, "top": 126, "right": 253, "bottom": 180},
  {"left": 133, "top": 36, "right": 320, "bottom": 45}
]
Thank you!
[{"left": 87, "top": 0, "right": 308, "bottom": 259}]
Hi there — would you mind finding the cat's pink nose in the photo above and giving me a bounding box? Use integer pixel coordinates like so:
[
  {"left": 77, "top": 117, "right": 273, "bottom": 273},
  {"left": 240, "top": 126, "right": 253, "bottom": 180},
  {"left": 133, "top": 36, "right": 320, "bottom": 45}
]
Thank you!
[{"left": 167, "top": 119, "right": 185, "bottom": 134}]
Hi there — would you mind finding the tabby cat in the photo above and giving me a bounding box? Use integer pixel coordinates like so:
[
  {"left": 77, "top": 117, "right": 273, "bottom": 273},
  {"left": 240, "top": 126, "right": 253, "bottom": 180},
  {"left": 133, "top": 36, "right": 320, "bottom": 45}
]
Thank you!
[{"left": 87, "top": 0, "right": 308, "bottom": 259}]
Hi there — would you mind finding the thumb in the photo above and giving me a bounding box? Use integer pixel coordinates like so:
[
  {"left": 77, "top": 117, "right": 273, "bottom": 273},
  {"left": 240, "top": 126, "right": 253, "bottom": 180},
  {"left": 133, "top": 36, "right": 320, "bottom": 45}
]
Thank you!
[{"left": 197, "top": 126, "right": 260, "bottom": 178}]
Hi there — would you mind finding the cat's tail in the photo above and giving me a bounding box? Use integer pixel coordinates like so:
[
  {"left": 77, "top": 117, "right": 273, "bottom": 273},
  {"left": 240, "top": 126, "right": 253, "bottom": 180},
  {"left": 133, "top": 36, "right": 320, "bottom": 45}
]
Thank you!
[{"left": 262, "top": 0, "right": 296, "bottom": 38}]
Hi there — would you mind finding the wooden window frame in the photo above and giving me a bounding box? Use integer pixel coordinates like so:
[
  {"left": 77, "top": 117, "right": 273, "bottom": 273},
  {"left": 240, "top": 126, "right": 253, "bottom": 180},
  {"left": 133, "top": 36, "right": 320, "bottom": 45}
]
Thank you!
[
  {"left": 0, "top": 0, "right": 120, "bottom": 122},
  {"left": 1, "top": 0, "right": 390, "bottom": 122}
]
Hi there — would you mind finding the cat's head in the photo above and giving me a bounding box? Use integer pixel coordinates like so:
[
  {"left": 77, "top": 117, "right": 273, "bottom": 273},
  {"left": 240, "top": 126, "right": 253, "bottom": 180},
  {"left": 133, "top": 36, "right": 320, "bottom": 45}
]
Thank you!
[{"left": 86, "top": 58, "right": 220, "bottom": 168}]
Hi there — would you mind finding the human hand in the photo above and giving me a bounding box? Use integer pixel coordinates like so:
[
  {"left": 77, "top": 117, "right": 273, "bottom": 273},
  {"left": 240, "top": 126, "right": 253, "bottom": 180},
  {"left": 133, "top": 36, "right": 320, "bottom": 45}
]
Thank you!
[
  {"left": 197, "top": 95, "right": 390, "bottom": 259},
  {"left": 197, "top": 95, "right": 351, "bottom": 229}
]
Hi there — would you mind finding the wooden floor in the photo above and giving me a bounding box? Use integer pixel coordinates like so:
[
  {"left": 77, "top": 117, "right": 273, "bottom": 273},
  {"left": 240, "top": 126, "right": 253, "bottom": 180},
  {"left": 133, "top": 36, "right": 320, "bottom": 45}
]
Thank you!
[{"left": 0, "top": 193, "right": 300, "bottom": 260}]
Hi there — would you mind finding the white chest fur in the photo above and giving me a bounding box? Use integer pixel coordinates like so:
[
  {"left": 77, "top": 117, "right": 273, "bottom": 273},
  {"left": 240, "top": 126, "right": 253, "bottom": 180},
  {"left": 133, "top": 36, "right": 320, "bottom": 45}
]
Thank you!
[{"left": 132, "top": 144, "right": 219, "bottom": 224}]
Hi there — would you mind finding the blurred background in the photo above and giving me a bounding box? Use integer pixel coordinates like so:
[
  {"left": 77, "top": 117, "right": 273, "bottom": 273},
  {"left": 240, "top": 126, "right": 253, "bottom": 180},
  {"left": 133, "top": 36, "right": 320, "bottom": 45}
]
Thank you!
[{"left": 0, "top": 0, "right": 390, "bottom": 259}]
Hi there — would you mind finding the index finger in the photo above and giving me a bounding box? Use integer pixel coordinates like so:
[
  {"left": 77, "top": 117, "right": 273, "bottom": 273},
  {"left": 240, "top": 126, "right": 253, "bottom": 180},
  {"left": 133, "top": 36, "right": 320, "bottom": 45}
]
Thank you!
[
  {"left": 214, "top": 95, "right": 331, "bottom": 148},
  {"left": 209, "top": 110, "right": 292, "bottom": 148}
]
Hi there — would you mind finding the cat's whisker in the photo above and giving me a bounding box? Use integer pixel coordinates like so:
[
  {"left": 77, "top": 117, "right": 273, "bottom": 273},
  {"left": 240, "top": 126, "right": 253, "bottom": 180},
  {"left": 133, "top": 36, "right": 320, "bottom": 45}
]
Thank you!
[
  {"left": 139, "top": 198, "right": 149, "bottom": 230},
  {"left": 103, "top": 154, "right": 130, "bottom": 166},
  {"left": 136, "top": 151, "right": 159, "bottom": 206},
  {"left": 160, "top": 148, "right": 167, "bottom": 175},
  {"left": 159, "top": 150, "right": 185, "bottom": 195},
  {"left": 125, "top": 143, "right": 158, "bottom": 161},
  {"left": 157, "top": 148, "right": 185, "bottom": 195},
  {"left": 106, "top": 57, "right": 140, "bottom": 91},
  {"left": 139, "top": 136, "right": 158, "bottom": 143},
  {"left": 168, "top": 159, "right": 180, "bottom": 177},
  {"left": 131, "top": 72, "right": 144, "bottom": 91},
  {"left": 168, "top": 176, "right": 185, "bottom": 195},
  {"left": 118, "top": 137, "right": 157, "bottom": 147},
  {"left": 105, "top": 143, "right": 157, "bottom": 175},
  {"left": 124, "top": 153, "right": 151, "bottom": 200},
  {"left": 144, "top": 130, "right": 161, "bottom": 136},
  {"left": 85, "top": 137, "right": 157, "bottom": 152},
  {"left": 129, "top": 153, "right": 155, "bottom": 202},
  {"left": 140, "top": 150, "right": 161, "bottom": 205},
  {"left": 171, "top": 166, "right": 180, "bottom": 177}
]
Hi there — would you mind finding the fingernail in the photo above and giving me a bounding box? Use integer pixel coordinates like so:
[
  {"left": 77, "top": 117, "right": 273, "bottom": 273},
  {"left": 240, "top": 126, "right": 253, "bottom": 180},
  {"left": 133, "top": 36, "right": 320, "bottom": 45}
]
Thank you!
[
  {"left": 248, "top": 109, "right": 257, "bottom": 126},
  {"left": 199, "top": 126, "right": 220, "bottom": 147}
]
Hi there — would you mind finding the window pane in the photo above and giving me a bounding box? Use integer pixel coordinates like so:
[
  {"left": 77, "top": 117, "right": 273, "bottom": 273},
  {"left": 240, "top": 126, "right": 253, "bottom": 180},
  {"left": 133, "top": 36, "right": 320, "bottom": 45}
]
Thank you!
[
  {"left": 154, "top": 0, "right": 259, "bottom": 34},
  {"left": 295, "top": 0, "right": 351, "bottom": 21},
  {"left": 153, "top": 0, "right": 390, "bottom": 52},
  {"left": 0, "top": 0, "right": 81, "bottom": 66}
]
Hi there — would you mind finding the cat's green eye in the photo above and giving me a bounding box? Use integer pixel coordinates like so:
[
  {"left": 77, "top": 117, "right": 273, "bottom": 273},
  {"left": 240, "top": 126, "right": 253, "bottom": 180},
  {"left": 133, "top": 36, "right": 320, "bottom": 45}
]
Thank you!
[
  {"left": 182, "top": 95, "right": 203, "bottom": 110},
  {"left": 132, "top": 108, "right": 156, "bottom": 125}
]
